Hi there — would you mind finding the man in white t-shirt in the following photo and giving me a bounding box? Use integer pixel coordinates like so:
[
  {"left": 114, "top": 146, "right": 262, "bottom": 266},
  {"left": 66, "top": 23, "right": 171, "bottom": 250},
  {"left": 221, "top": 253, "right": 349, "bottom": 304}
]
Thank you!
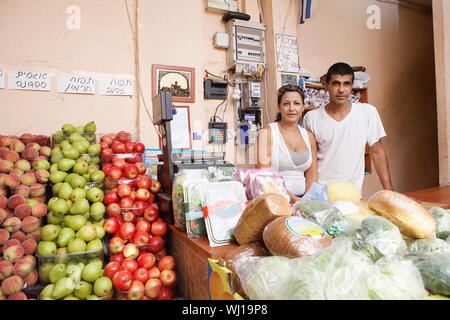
[{"left": 303, "top": 62, "right": 393, "bottom": 193}]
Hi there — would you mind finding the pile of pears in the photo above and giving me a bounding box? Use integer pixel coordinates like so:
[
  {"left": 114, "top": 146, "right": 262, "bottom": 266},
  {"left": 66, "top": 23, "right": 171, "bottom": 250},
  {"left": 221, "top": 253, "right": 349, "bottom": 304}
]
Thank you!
[{"left": 52, "top": 121, "right": 97, "bottom": 145}]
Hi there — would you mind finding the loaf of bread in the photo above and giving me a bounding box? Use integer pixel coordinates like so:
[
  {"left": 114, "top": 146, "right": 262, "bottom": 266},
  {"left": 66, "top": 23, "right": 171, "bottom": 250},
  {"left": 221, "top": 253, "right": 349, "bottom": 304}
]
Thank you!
[
  {"left": 263, "top": 216, "right": 332, "bottom": 258},
  {"left": 223, "top": 242, "right": 269, "bottom": 299},
  {"left": 367, "top": 190, "right": 436, "bottom": 239},
  {"left": 234, "top": 193, "right": 292, "bottom": 245}
]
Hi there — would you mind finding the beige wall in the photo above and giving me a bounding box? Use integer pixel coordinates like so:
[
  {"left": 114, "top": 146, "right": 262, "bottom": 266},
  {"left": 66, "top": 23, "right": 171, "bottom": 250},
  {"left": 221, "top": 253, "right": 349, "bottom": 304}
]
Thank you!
[
  {"left": 0, "top": 0, "right": 441, "bottom": 198},
  {"left": 432, "top": 0, "right": 450, "bottom": 186}
]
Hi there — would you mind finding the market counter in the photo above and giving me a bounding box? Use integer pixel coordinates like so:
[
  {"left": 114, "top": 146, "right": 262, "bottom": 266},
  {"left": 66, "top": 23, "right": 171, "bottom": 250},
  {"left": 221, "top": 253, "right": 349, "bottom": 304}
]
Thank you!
[{"left": 167, "top": 185, "right": 450, "bottom": 300}]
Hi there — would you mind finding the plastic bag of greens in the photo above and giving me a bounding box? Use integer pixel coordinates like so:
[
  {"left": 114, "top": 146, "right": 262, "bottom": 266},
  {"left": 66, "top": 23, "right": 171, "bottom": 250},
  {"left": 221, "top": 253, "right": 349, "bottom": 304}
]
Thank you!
[
  {"left": 429, "top": 207, "right": 450, "bottom": 240},
  {"left": 172, "top": 169, "right": 209, "bottom": 231},
  {"left": 184, "top": 181, "right": 209, "bottom": 238},
  {"left": 407, "top": 238, "right": 450, "bottom": 254},
  {"left": 406, "top": 251, "right": 450, "bottom": 296},
  {"left": 208, "top": 166, "right": 237, "bottom": 182},
  {"left": 351, "top": 216, "right": 407, "bottom": 262},
  {"left": 294, "top": 199, "right": 355, "bottom": 237}
]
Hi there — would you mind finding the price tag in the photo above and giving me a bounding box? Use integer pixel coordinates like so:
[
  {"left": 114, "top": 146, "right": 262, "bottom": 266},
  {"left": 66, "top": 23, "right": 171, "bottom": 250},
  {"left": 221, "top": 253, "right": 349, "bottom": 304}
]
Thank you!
[
  {"left": 8, "top": 70, "right": 51, "bottom": 91},
  {"left": 57, "top": 75, "right": 96, "bottom": 94},
  {"left": 98, "top": 78, "right": 134, "bottom": 96}
]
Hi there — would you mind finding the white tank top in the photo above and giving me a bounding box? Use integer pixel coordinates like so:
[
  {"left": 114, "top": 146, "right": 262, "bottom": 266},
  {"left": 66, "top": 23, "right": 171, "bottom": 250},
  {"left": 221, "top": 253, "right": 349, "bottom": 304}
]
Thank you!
[{"left": 269, "top": 122, "right": 312, "bottom": 196}]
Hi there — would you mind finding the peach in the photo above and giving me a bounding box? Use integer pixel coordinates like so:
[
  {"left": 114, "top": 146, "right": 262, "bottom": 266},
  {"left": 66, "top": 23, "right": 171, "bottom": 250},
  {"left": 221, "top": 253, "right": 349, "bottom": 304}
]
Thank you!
[
  {"left": 10, "top": 231, "right": 26, "bottom": 243},
  {"left": 1, "top": 239, "right": 20, "bottom": 254},
  {"left": 20, "top": 216, "right": 40, "bottom": 233},
  {"left": 0, "top": 136, "right": 12, "bottom": 148},
  {"left": 29, "top": 183, "right": 46, "bottom": 197},
  {"left": 5, "top": 174, "right": 21, "bottom": 188},
  {"left": 1, "top": 275, "right": 24, "bottom": 296},
  {"left": 25, "top": 142, "right": 40, "bottom": 151},
  {"left": 0, "top": 261, "right": 13, "bottom": 280},
  {"left": 0, "top": 187, "right": 8, "bottom": 197},
  {"left": 21, "top": 239, "right": 37, "bottom": 255},
  {"left": 3, "top": 245, "right": 24, "bottom": 263},
  {"left": 20, "top": 171, "right": 36, "bottom": 186},
  {"left": 2, "top": 217, "right": 21, "bottom": 233},
  {"left": 14, "top": 203, "right": 32, "bottom": 219},
  {"left": 0, "top": 208, "right": 7, "bottom": 224},
  {"left": 5, "top": 208, "right": 14, "bottom": 218},
  {"left": 23, "top": 269, "right": 38, "bottom": 287},
  {"left": 31, "top": 203, "right": 47, "bottom": 218},
  {"left": 0, "top": 195, "right": 6, "bottom": 209},
  {"left": 7, "top": 291, "right": 27, "bottom": 300},
  {"left": 0, "top": 173, "right": 8, "bottom": 187},
  {"left": 10, "top": 138, "right": 25, "bottom": 153},
  {"left": 11, "top": 185, "right": 30, "bottom": 198},
  {"left": 13, "top": 256, "right": 36, "bottom": 278},
  {"left": 3, "top": 150, "right": 19, "bottom": 163},
  {"left": 14, "top": 159, "right": 31, "bottom": 172},
  {"left": 31, "top": 195, "right": 46, "bottom": 204},
  {"left": 19, "top": 133, "right": 33, "bottom": 144},
  {"left": 0, "top": 228, "right": 10, "bottom": 245},
  {"left": 0, "top": 160, "right": 14, "bottom": 173},
  {"left": 9, "top": 168, "right": 24, "bottom": 177},
  {"left": 35, "top": 169, "right": 50, "bottom": 184},
  {"left": 24, "top": 230, "right": 40, "bottom": 242},
  {"left": 39, "top": 146, "right": 51, "bottom": 158},
  {"left": 7, "top": 194, "right": 26, "bottom": 210},
  {"left": 21, "top": 148, "right": 39, "bottom": 161}
]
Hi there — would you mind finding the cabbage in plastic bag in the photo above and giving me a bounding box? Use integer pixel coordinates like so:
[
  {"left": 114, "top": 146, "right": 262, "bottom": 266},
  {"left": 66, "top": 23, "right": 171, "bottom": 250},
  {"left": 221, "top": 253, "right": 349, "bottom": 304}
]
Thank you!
[
  {"left": 351, "top": 216, "right": 407, "bottom": 262},
  {"left": 430, "top": 207, "right": 450, "bottom": 240},
  {"left": 407, "top": 238, "right": 450, "bottom": 254},
  {"left": 294, "top": 199, "right": 355, "bottom": 237},
  {"left": 406, "top": 252, "right": 450, "bottom": 296}
]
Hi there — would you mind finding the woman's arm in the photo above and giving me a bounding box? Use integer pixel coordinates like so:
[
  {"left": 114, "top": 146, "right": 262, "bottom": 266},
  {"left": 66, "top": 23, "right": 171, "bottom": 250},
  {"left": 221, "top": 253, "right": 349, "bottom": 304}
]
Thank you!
[
  {"left": 256, "top": 126, "right": 272, "bottom": 169},
  {"left": 304, "top": 130, "right": 318, "bottom": 193}
]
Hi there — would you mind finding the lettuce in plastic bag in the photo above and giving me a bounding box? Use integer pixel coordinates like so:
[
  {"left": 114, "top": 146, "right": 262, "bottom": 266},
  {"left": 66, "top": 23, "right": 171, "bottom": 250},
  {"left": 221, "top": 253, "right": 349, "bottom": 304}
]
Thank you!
[
  {"left": 406, "top": 252, "right": 450, "bottom": 297},
  {"left": 407, "top": 238, "right": 450, "bottom": 254},
  {"left": 430, "top": 207, "right": 450, "bottom": 240},
  {"left": 351, "top": 216, "right": 407, "bottom": 262}
]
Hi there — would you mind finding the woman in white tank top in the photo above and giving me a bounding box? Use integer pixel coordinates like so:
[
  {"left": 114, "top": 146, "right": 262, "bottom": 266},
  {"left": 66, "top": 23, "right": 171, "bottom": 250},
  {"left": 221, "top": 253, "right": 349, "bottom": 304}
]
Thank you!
[{"left": 257, "top": 85, "right": 318, "bottom": 203}]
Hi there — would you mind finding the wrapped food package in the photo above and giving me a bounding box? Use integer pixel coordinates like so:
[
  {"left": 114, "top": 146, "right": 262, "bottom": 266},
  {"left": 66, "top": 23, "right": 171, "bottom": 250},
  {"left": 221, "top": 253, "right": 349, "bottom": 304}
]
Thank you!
[
  {"left": 200, "top": 181, "right": 248, "bottom": 247},
  {"left": 242, "top": 169, "right": 276, "bottom": 200},
  {"left": 221, "top": 242, "right": 269, "bottom": 299},
  {"left": 262, "top": 216, "right": 332, "bottom": 259},
  {"left": 235, "top": 193, "right": 292, "bottom": 245},
  {"left": 184, "top": 182, "right": 209, "bottom": 238},
  {"left": 407, "top": 238, "right": 450, "bottom": 254},
  {"left": 429, "top": 207, "right": 450, "bottom": 240},
  {"left": 326, "top": 181, "right": 361, "bottom": 204},
  {"left": 249, "top": 175, "right": 290, "bottom": 201},
  {"left": 367, "top": 190, "right": 436, "bottom": 239}
]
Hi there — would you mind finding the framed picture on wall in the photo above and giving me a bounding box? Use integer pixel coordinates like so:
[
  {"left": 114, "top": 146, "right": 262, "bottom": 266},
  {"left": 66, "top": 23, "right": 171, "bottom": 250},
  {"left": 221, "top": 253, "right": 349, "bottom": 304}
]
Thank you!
[
  {"left": 281, "top": 73, "right": 298, "bottom": 86},
  {"left": 152, "top": 64, "right": 195, "bottom": 103},
  {"left": 158, "top": 106, "right": 192, "bottom": 150}
]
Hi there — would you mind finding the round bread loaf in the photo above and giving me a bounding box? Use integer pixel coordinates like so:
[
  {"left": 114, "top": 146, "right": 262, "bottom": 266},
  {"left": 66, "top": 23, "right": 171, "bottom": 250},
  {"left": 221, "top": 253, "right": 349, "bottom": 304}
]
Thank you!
[
  {"left": 367, "top": 190, "right": 436, "bottom": 239},
  {"left": 262, "top": 216, "right": 332, "bottom": 258},
  {"left": 234, "top": 193, "right": 292, "bottom": 245}
]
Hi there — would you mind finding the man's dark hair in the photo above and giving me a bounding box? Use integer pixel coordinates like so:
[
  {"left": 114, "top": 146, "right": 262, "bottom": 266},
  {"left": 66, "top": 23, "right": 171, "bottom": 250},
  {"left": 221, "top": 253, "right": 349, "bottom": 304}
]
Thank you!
[{"left": 326, "top": 62, "right": 355, "bottom": 83}]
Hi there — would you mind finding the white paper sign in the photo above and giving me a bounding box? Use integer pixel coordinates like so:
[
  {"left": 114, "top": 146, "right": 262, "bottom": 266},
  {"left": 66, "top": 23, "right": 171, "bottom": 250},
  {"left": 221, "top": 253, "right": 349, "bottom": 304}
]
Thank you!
[
  {"left": 8, "top": 70, "right": 51, "bottom": 91},
  {"left": 275, "top": 34, "right": 300, "bottom": 73},
  {"left": 0, "top": 70, "right": 4, "bottom": 89},
  {"left": 57, "top": 75, "right": 96, "bottom": 94},
  {"left": 98, "top": 78, "right": 134, "bottom": 96},
  {"left": 170, "top": 107, "right": 191, "bottom": 149}
]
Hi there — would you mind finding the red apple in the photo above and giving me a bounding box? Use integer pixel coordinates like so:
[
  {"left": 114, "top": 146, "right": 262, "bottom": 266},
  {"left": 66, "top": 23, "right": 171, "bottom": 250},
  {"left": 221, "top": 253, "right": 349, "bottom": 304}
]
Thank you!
[
  {"left": 104, "top": 261, "right": 121, "bottom": 280},
  {"left": 104, "top": 191, "right": 120, "bottom": 205},
  {"left": 136, "top": 220, "right": 151, "bottom": 234},
  {"left": 133, "top": 200, "right": 147, "bottom": 216},
  {"left": 102, "top": 163, "right": 113, "bottom": 175},
  {"left": 136, "top": 175, "right": 151, "bottom": 190},
  {"left": 100, "top": 135, "right": 114, "bottom": 146},
  {"left": 113, "top": 270, "right": 133, "bottom": 291},
  {"left": 134, "top": 143, "right": 145, "bottom": 154},
  {"left": 111, "top": 141, "right": 126, "bottom": 154},
  {"left": 157, "top": 287, "right": 173, "bottom": 300},
  {"left": 108, "top": 236, "right": 125, "bottom": 254},
  {"left": 121, "top": 258, "right": 139, "bottom": 274},
  {"left": 146, "top": 236, "right": 164, "bottom": 254},
  {"left": 133, "top": 231, "right": 150, "bottom": 247},
  {"left": 137, "top": 252, "right": 155, "bottom": 269},
  {"left": 144, "top": 206, "right": 159, "bottom": 223},
  {"left": 100, "top": 141, "right": 110, "bottom": 151},
  {"left": 109, "top": 252, "right": 124, "bottom": 264},
  {"left": 160, "top": 269, "right": 176, "bottom": 288},
  {"left": 119, "top": 222, "right": 136, "bottom": 241},
  {"left": 133, "top": 268, "right": 149, "bottom": 284},
  {"left": 144, "top": 278, "right": 162, "bottom": 299},
  {"left": 117, "top": 183, "right": 131, "bottom": 198},
  {"left": 148, "top": 266, "right": 161, "bottom": 279},
  {"left": 107, "top": 203, "right": 121, "bottom": 217},
  {"left": 124, "top": 142, "right": 136, "bottom": 153},
  {"left": 155, "top": 247, "right": 167, "bottom": 260},
  {"left": 158, "top": 255, "right": 175, "bottom": 271},
  {"left": 151, "top": 220, "right": 167, "bottom": 237},
  {"left": 150, "top": 180, "right": 161, "bottom": 194},
  {"left": 112, "top": 158, "right": 126, "bottom": 170},
  {"left": 107, "top": 167, "right": 122, "bottom": 180},
  {"left": 116, "top": 131, "right": 131, "bottom": 143},
  {"left": 147, "top": 193, "right": 155, "bottom": 204},
  {"left": 122, "top": 210, "right": 136, "bottom": 224},
  {"left": 122, "top": 243, "right": 139, "bottom": 260},
  {"left": 135, "top": 188, "right": 150, "bottom": 202},
  {"left": 119, "top": 196, "right": 134, "bottom": 209},
  {"left": 103, "top": 217, "right": 120, "bottom": 234},
  {"left": 126, "top": 280, "right": 145, "bottom": 300},
  {"left": 101, "top": 148, "right": 114, "bottom": 162},
  {"left": 124, "top": 164, "right": 138, "bottom": 179},
  {"left": 135, "top": 162, "right": 146, "bottom": 175}
]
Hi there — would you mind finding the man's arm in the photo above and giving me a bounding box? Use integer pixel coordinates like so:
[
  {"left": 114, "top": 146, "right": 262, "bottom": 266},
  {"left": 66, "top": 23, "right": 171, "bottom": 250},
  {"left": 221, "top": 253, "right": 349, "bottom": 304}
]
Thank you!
[{"left": 370, "top": 139, "right": 394, "bottom": 190}]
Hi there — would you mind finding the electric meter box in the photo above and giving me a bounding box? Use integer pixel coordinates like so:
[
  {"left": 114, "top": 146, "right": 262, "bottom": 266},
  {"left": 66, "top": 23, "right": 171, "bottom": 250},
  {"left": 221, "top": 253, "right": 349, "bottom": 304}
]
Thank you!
[
  {"left": 226, "top": 19, "right": 266, "bottom": 70},
  {"left": 241, "top": 82, "right": 263, "bottom": 109}
]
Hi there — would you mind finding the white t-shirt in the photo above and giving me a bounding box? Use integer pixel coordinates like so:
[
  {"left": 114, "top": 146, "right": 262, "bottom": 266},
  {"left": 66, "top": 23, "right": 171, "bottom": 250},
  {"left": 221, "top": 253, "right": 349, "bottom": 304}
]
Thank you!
[{"left": 302, "top": 103, "right": 386, "bottom": 192}]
